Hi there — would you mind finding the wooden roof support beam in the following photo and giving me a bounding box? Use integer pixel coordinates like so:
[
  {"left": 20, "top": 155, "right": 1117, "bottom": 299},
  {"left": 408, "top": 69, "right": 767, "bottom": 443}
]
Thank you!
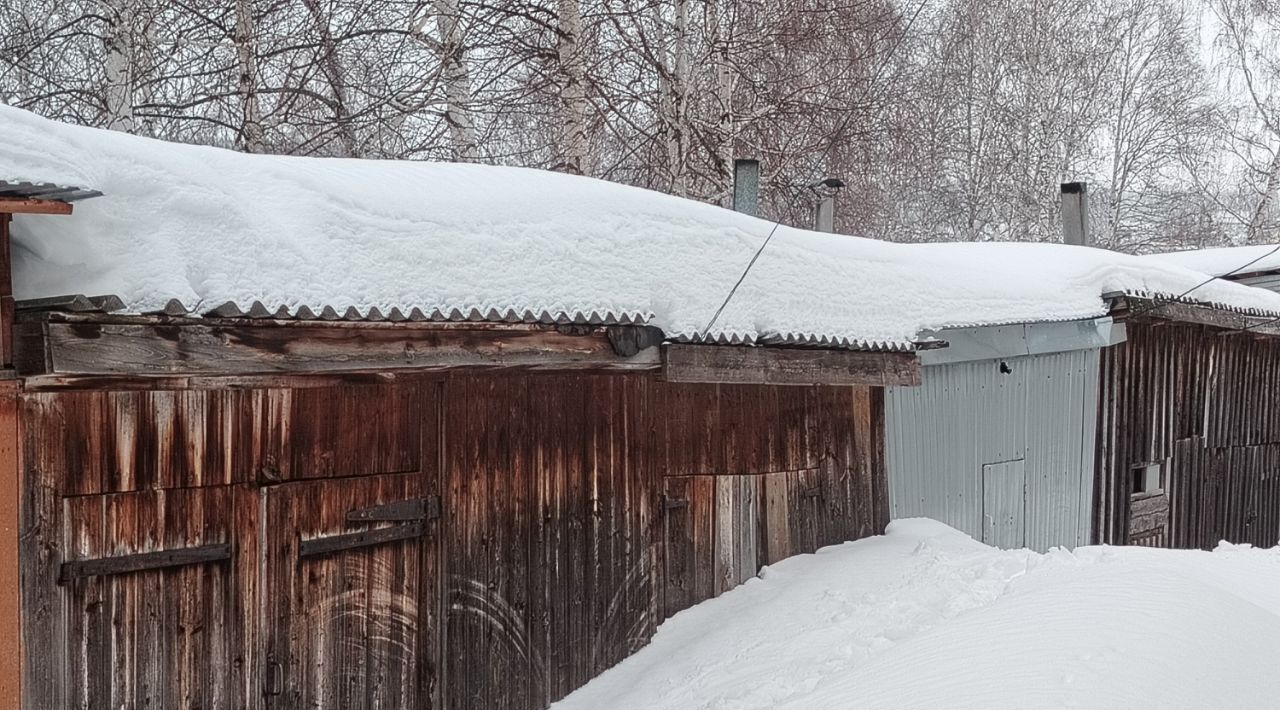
[
  {"left": 0, "top": 198, "right": 73, "bottom": 216},
  {"left": 662, "top": 344, "right": 921, "bottom": 387},
  {"left": 1109, "top": 293, "right": 1280, "bottom": 337},
  {"left": 14, "top": 319, "right": 665, "bottom": 379}
]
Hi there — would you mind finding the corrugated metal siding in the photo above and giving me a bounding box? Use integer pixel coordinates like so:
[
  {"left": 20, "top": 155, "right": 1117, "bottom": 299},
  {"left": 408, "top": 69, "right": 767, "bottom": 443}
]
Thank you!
[{"left": 887, "top": 349, "right": 1099, "bottom": 551}]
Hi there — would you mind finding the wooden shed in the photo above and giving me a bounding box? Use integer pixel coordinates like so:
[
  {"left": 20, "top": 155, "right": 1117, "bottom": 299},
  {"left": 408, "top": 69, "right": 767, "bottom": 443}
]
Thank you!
[
  {"left": 1095, "top": 294, "right": 1280, "bottom": 549},
  {"left": 0, "top": 191, "right": 919, "bottom": 709}
]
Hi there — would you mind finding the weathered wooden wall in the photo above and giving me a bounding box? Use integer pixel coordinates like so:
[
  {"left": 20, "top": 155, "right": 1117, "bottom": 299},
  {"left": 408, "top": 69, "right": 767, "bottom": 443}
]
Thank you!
[
  {"left": 1095, "top": 321, "right": 1280, "bottom": 549},
  {"left": 19, "top": 371, "right": 886, "bottom": 709}
]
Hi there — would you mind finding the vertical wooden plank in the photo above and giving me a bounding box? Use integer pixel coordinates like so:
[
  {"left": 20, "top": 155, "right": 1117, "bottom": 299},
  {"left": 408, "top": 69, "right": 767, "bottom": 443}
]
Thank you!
[
  {"left": 713, "top": 476, "right": 735, "bottom": 596},
  {"left": 420, "top": 379, "right": 446, "bottom": 709},
  {"left": 660, "top": 475, "right": 713, "bottom": 619},
  {"left": 0, "top": 214, "right": 12, "bottom": 368},
  {"left": 0, "top": 381, "right": 19, "bottom": 710},
  {"left": 761, "top": 471, "right": 791, "bottom": 565},
  {"left": 735, "top": 475, "right": 758, "bottom": 586},
  {"left": 445, "top": 374, "right": 533, "bottom": 710}
]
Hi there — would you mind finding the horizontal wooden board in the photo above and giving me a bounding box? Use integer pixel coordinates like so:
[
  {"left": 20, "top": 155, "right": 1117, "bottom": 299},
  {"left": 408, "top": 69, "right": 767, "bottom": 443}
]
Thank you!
[
  {"left": 19, "top": 320, "right": 662, "bottom": 377},
  {"left": 662, "top": 344, "right": 919, "bottom": 387},
  {"left": 0, "top": 198, "right": 73, "bottom": 215}
]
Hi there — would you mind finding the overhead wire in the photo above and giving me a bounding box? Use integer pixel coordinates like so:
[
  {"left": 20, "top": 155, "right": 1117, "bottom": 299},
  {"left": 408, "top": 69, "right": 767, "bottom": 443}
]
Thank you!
[{"left": 1125, "top": 243, "right": 1280, "bottom": 322}]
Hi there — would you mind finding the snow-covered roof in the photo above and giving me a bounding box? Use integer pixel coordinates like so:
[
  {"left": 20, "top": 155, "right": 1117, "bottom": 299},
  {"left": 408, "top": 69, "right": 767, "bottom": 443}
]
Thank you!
[
  {"left": 8, "top": 105, "right": 1280, "bottom": 351},
  {"left": 1144, "top": 244, "right": 1280, "bottom": 279}
]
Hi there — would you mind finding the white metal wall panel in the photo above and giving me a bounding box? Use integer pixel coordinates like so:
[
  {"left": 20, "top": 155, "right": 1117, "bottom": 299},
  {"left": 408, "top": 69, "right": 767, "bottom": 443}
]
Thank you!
[{"left": 887, "top": 350, "right": 1099, "bottom": 551}]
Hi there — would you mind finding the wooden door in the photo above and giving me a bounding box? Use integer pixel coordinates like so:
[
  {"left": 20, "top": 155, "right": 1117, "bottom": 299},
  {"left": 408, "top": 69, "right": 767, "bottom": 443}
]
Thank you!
[
  {"left": 56, "top": 487, "right": 242, "bottom": 710},
  {"left": 261, "top": 473, "right": 440, "bottom": 709},
  {"left": 661, "top": 476, "right": 714, "bottom": 619},
  {"left": 982, "top": 460, "right": 1026, "bottom": 549}
]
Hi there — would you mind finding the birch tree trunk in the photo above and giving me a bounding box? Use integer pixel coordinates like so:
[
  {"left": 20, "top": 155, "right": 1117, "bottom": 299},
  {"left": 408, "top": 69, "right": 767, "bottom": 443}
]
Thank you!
[
  {"left": 102, "top": 0, "right": 136, "bottom": 133},
  {"left": 708, "top": 0, "right": 735, "bottom": 204},
  {"left": 432, "top": 0, "right": 478, "bottom": 161},
  {"left": 661, "top": 0, "right": 690, "bottom": 196},
  {"left": 233, "top": 0, "right": 263, "bottom": 152},
  {"left": 557, "top": 0, "right": 589, "bottom": 174}
]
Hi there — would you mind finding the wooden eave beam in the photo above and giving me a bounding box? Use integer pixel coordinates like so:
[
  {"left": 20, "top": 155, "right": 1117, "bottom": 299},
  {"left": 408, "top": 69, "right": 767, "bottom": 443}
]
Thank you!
[
  {"left": 662, "top": 343, "right": 920, "bottom": 387},
  {"left": 0, "top": 198, "right": 73, "bottom": 216},
  {"left": 13, "top": 317, "right": 664, "bottom": 381},
  {"left": 1108, "top": 294, "right": 1280, "bottom": 337}
]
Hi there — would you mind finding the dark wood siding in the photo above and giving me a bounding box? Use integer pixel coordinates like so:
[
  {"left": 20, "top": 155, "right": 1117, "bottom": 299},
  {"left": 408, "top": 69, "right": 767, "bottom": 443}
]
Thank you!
[
  {"left": 1095, "top": 321, "right": 1280, "bottom": 548},
  {"left": 20, "top": 371, "right": 886, "bottom": 710}
]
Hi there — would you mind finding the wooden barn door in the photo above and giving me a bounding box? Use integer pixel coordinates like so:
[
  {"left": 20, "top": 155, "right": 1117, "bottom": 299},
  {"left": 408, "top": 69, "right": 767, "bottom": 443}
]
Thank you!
[
  {"left": 55, "top": 487, "right": 244, "bottom": 710},
  {"left": 261, "top": 472, "right": 441, "bottom": 709}
]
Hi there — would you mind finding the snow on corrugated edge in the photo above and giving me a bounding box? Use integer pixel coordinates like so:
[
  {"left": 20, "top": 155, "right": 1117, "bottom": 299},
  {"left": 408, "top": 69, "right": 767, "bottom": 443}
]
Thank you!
[
  {"left": 1144, "top": 244, "right": 1280, "bottom": 278},
  {"left": 7, "top": 104, "right": 1280, "bottom": 349}
]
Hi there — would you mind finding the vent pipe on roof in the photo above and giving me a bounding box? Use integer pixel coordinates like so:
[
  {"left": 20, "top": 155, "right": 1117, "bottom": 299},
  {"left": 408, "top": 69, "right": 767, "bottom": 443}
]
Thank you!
[
  {"left": 811, "top": 177, "right": 846, "bottom": 234},
  {"left": 733, "top": 159, "right": 760, "bottom": 217},
  {"left": 1061, "top": 182, "right": 1090, "bottom": 246}
]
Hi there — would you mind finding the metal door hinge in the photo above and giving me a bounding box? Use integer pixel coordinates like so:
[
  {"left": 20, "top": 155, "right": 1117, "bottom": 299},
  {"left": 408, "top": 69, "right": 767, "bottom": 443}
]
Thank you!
[
  {"left": 264, "top": 660, "right": 283, "bottom": 697},
  {"left": 346, "top": 495, "right": 442, "bottom": 524}
]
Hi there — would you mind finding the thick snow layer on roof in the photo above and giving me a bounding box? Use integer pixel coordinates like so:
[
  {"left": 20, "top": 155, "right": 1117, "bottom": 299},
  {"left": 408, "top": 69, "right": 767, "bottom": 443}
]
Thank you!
[
  {"left": 8, "top": 105, "right": 1280, "bottom": 348},
  {"left": 1145, "top": 244, "right": 1280, "bottom": 278},
  {"left": 554, "top": 519, "right": 1280, "bottom": 710}
]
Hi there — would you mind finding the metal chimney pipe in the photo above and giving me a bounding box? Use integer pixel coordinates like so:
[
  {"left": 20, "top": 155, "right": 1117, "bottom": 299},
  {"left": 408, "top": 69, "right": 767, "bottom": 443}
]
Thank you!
[
  {"left": 732, "top": 159, "right": 760, "bottom": 217},
  {"left": 1061, "top": 182, "right": 1090, "bottom": 246},
  {"left": 814, "top": 196, "right": 835, "bottom": 233}
]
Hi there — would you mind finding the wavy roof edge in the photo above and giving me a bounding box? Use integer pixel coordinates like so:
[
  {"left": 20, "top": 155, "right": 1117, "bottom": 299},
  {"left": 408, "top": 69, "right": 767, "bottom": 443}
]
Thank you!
[
  {"left": 15, "top": 294, "right": 921, "bottom": 352},
  {"left": 23, "top": 285, "right": 1280, "bottom": 357}
]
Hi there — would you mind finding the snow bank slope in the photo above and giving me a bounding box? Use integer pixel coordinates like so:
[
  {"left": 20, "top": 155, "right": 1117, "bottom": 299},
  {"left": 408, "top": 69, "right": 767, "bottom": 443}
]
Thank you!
[
  {"left": 554, "top": 520, "right": 1280, "bottom": 710},
  {"left": 8, "top": 106, "right": 1280, "bottom": 347}
]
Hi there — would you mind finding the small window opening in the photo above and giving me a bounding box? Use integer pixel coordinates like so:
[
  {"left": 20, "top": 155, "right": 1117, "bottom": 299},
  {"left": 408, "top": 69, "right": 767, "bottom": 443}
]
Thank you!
[{"left": 1132, "top": 463, "right": 1162, "bottom": 495}]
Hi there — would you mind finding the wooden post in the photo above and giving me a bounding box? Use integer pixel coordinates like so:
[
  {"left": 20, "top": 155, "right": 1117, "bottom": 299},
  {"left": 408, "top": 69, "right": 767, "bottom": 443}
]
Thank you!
[
  {"left": 0, "top": 380, "right": 18, "bottom": 710},
  {"left": 1061, "top": 182, "right": 1090, "bottom": 246},
  {"left": 0, "top": 197, "right": 78, "bottom": 710},
  {"left": 732, "top": 159, "right": 760, "bottom": 217},
  {"left": 0, "top": 214, "right": 13, "bottom": 369}
]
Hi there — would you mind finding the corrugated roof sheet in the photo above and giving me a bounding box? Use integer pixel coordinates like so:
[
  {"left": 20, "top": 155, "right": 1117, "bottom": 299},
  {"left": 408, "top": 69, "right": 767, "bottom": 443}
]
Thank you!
[
  {"left": 0, "top": 179, "right": 101, "bottom": 202},
  {"left": 16, "top": 293, "right": 913, "bottom": 351}
]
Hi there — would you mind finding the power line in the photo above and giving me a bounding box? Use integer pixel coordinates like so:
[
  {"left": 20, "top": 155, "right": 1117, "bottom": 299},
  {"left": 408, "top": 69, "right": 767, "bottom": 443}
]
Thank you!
[
  {"left": 1129, "top": 243, "right": 1280, "bottom": 320},
  {"left": 706, "top": 217, "right": 783, "bottom": 337}
]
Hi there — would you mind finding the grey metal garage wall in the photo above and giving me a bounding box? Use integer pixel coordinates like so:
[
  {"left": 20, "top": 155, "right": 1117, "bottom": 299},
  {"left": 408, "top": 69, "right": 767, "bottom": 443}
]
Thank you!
[{"left": 886, "top": 321, "right": 1111, "bottom": 552}]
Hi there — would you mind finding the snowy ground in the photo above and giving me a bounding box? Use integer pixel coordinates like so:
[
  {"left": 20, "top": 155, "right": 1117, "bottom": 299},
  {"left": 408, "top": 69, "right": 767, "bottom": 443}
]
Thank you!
[{"left": 554, "top": 520, "right": 1280, "bottom": 710}]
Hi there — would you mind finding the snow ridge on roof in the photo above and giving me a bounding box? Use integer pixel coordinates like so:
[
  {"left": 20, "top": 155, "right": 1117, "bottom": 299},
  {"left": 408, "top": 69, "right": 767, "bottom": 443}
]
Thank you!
[
  {"left": 1144, "top": 244, "right": 1280, "bottom": 279},
  {"left": 8, "top": 105, "right": 1280, "bottom": 349}
]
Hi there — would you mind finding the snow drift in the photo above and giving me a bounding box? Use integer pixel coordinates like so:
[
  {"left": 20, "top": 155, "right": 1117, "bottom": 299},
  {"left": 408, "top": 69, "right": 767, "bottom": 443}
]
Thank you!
[
  {"left": 7, "top": 106, "right": 1280, "bottom": 348},
  {"left": 554, "top": 520, "right": 1280, "bottom": 710}
]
